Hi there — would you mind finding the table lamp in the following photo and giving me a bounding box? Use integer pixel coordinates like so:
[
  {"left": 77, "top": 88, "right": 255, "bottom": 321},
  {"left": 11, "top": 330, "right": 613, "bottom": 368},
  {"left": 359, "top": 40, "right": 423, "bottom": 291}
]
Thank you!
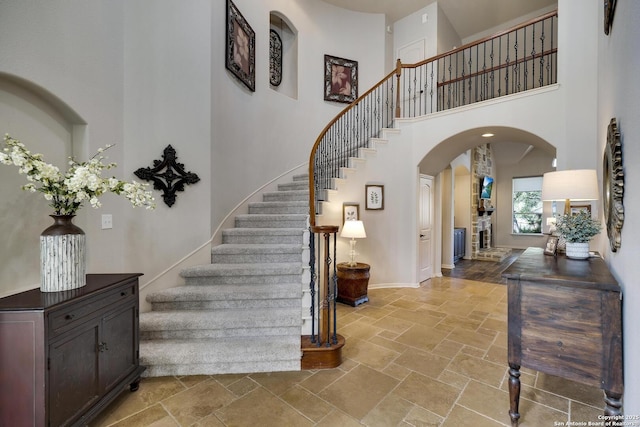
[
  {"left": 341, "top": 220, "right": 366, "bottom": 267},
  {"left": 541, "top": 169, "right": 599, "bottom": 215}
]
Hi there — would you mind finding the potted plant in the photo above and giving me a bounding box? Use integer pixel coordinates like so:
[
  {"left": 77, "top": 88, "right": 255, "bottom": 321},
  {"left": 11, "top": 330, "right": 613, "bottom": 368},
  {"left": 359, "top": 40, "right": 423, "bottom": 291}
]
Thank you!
[{"left": 555, "top": 211, "right": 601, "bottom": 259}]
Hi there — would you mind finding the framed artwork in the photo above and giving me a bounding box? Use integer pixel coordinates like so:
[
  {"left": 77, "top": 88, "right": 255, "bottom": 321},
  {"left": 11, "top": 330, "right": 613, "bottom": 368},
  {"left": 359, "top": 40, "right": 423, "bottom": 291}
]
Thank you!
[
  {"left": 570, "top": 205, "right": 591, "bottom": 216},
  {"left": 544, "top": 236, "right": 559, "bottom": 256},
  {"left": 604, "top": 0, "right": 617, "bottom": 35},
  {"left": 226, "top": 0, "right": 255, "bottom": 91},
  {"left": 365, "top": 185, "right": 384, "bottom": 210},
  {"left": 343, "top": 203, "right": 360, "bottom": 223},
  {"left": 324, "top": 54, "right": 358, "bottom": 103}
]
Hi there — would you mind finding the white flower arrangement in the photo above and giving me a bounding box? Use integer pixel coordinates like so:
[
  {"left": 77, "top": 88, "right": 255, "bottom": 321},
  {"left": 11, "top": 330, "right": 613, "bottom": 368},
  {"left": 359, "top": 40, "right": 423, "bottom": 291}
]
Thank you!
[{"left": 1, "top": 134, "right": 155, "bottom": 215}]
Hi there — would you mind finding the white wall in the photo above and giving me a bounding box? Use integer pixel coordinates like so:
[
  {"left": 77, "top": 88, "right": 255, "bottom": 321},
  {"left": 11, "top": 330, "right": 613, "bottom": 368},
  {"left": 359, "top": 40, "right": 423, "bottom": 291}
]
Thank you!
[
  {"left": 124, "top": 0, "right": 212, "bottom": 281},
  {"left": 316, "top": 128, "right": 418, "bottom": 287},
  {"left": 597, "top": 0, "right": 640, "bottom": 413},
  {"left": 211, "top": 0, "right": 387, "bottom": 231},
  {"left": 452, "top": 154, "right": 471, "bottom": 259},
  {"left": 393, "top": 3, "right": 439, "bottom": 64},
  {"left": 462, "top": 4, "right": 558, "bottom": 45},
  {"left": 436, "top": 4, "right": 461, "bottom": 54},
  {"left": 0, "top": 77, "right": 74, "bottom": 293},
  {"left": 0, "top": 0, "right": 128, "bottom": 296},
  {"left": 122, "top": 0, "right": 212, "bottom": 286}
]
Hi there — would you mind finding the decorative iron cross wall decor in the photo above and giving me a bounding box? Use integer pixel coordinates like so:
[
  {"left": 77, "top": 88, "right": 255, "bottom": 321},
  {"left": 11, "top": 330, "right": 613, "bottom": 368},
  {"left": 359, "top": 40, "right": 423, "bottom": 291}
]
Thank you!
[{"left": 134, "top": 145, "right": 200, "bottom": 207}]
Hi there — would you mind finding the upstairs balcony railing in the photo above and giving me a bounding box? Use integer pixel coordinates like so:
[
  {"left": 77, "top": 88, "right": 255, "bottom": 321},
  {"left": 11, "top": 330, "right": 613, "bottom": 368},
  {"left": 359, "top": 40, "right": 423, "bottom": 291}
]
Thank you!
[{"left": 308, "top": 10, "right": 558, "bottom": 226}]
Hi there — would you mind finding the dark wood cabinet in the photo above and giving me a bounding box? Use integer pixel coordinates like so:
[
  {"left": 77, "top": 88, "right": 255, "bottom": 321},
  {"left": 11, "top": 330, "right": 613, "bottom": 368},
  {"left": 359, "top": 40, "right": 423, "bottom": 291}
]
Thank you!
[
  {"left": 0, "top": 274, "right": 145, "bottom": 427},
  {"left": 453, "top": 228, "right": 465, "bottom": 262},
  {"left": 337, "top": 262, "right": 370, "bottom": 307},
  {"left": 502, "top": 248, "right": 623, "bottom": 426}
]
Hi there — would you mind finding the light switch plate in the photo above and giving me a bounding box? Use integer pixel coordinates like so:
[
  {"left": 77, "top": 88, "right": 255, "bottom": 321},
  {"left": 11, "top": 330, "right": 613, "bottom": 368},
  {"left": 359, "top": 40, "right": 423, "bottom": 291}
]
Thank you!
[{"left": 101, "top": 214, "right": 113, "bottom": 230}]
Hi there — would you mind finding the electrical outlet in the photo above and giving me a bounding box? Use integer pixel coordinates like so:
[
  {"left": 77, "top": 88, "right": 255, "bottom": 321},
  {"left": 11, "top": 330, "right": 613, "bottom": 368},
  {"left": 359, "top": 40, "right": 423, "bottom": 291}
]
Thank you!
[{"left": 101, "top": 214, "right": 113, "bottom": 230}]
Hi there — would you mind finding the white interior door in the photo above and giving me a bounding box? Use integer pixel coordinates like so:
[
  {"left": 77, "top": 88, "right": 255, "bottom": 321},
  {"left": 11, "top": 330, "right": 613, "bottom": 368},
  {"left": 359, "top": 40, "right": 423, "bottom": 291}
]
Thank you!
[
  {"left": 419, "top": 175, "right": 434, "bottom": 282},
  {"left": 397, "top": 38, "right": 426, "bottom": 64}
]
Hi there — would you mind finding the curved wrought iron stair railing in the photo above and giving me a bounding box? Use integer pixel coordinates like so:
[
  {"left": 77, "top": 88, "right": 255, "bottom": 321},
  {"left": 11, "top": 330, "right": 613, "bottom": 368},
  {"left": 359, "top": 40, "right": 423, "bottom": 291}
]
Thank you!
[{"left": 303, "top": 10, "right": 558, "bottom": 357}]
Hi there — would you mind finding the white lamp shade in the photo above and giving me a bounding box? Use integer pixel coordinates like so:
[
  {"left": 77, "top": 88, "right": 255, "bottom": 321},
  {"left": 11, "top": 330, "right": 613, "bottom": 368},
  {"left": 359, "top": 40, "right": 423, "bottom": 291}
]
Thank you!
[
  {"left": 341, "top": 220, "right": 366, "bottom": 238},
  {"left": 541, "top": 169, "right": 599, "bottom": 201}
]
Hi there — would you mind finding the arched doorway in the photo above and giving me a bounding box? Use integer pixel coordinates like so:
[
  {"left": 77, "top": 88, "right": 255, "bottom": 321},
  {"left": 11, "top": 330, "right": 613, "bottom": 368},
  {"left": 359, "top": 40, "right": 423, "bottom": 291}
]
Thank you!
[{"left": 418, "top": 126, "right": 556, "bottom": 277}]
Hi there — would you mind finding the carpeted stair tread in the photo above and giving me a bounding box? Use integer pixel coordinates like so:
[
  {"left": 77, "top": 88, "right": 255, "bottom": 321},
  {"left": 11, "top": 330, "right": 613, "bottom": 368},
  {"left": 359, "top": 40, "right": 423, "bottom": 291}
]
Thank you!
[
  {"left": 180, "top": 262, "right": 302, "bottom": 277},
  {"left": 222, "top": 227, "right": 305, "bottom": 236},
  {"left": 146, "top": 283, "right": 301, "bottom": 303},
  {"left": 211, "top": 244, "right": 303, "bottom": 254},
  {"left": 262, "top": 190, "right": 308, "bottom": 202},
  {"left": 248, "top": 201, "right": 308, "bottom": 214},
  {"left": 277, "top": 182, "right": 308, "bottom": 191},
  {"left": 221, "top": 228, "right": 305, "bottom": 244},
  {"left": 140, "top": 308, "right": 301, "bottom": 331},
  {"left": 210, "top": 244, "right": 304, "bottom": 263},
  {"left": 140, "top": 336, "right": 300, "bottom": 366},
  {"left": 234, "top": 213, "right": 307, "bottom": 224}
]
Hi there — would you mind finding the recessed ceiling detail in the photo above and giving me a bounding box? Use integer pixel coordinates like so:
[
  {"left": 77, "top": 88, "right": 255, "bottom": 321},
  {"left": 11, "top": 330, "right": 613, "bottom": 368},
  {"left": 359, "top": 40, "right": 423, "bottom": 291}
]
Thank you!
[{"left": 320, "top": 0, "right": 557, "bottom": 39}]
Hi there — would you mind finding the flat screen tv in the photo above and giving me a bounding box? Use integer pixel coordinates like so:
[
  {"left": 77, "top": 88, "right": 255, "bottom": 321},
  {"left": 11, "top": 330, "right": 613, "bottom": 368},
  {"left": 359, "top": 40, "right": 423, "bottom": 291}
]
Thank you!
[{"left": 480, "top": 176, "right": 494, "bottom": 199}]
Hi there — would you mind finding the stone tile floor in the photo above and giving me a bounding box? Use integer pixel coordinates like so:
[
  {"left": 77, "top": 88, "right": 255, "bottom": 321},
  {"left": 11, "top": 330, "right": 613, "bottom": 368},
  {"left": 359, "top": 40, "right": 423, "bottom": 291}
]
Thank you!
[{"left": 92, "top": 277, "right": 607, "bottom": 426}]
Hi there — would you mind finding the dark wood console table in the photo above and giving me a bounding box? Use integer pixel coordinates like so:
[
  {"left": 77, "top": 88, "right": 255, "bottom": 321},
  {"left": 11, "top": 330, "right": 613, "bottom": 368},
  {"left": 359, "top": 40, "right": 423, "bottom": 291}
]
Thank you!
[
  {"left": 0, "top": 274, "right": 145, "bottom": 427},
  {"left": 502, "top": 247, "right": 623, "bottom": 426},
  {"left": 337, "top": 262, "right": 370, "bottom": 306}
]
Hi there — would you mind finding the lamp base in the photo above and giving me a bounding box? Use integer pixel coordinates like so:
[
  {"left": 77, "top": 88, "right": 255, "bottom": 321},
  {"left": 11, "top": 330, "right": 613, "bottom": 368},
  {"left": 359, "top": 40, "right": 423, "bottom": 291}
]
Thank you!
[{"left": 348, "top": 238, "right": 357, "bottom": 267}]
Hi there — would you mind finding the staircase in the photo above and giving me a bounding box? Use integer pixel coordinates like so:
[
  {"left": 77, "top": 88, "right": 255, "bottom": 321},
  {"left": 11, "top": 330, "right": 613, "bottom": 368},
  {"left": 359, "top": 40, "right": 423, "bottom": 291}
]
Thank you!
[{"left": 139, "top": 174, "right": 310, "bottom": 377}]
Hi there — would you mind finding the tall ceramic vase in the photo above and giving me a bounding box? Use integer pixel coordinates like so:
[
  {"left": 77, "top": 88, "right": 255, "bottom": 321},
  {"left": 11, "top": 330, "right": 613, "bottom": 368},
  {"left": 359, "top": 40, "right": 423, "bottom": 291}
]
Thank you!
[{"left": 40, "top": 215, "right": 86, "bottom": 292}]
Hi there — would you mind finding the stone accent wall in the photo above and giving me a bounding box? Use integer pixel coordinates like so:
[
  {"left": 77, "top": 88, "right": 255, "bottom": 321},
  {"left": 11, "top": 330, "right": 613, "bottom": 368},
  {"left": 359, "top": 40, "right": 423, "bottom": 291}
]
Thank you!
[{"left": 471, "top": 144, "right": 493, "bottom": 259}]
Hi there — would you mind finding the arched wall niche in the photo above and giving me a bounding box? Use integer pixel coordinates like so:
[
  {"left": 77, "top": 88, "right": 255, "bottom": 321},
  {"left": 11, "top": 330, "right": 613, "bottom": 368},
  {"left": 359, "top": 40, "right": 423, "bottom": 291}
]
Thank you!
[
  {"left": 269, "top": 11, "right": 298, "bottom": 99},
  {"left": 0, "top": 72, "right": 88, "bottom": 296}
]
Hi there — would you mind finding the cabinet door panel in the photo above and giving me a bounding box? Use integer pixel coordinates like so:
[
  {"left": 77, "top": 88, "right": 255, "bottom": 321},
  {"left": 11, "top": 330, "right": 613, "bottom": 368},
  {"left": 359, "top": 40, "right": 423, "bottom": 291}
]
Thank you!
[
  {"left": 49, "top": 324, "right": 100, "bottom": 427},
  {"left": 100, "top": 303, "right": 137, "bottom": 392},
  {"left": 0, "top": 313, "right": 45, "bottom": 426}
]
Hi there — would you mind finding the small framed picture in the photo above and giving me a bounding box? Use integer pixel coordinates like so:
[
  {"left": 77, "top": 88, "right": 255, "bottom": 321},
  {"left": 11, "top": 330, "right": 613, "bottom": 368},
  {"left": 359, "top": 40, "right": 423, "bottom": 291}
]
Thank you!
[
  {"left": 365, "top": 185, "right": 384, "bottom": 210},
  {"left": 570, "top": 204, "right": 591, "bottom": 216},
  {"left": 544, "top": 236, "right": 559, "bottom": 256},
  {"left": 324, "top": 54, "right": 358, "bottom": 104},
  {"left": 343, "top": 203, "right": 360, "bottom": 223}
]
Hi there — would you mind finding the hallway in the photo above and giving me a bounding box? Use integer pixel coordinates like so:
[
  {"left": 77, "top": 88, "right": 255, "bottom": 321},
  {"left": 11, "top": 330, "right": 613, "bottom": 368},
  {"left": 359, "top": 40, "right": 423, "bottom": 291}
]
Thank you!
[
  {"left": 92, "top": 272, "right": 605, "bottom": 426},
  {"left": 441, "top": 249, "right": 524, "bottom": 285}
]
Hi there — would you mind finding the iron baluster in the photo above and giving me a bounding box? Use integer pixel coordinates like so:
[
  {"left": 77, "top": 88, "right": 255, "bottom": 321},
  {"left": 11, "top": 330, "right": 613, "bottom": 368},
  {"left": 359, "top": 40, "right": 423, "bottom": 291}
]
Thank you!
[{"left": 309, "top": 230, "right": 316, "bottom": 343}]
